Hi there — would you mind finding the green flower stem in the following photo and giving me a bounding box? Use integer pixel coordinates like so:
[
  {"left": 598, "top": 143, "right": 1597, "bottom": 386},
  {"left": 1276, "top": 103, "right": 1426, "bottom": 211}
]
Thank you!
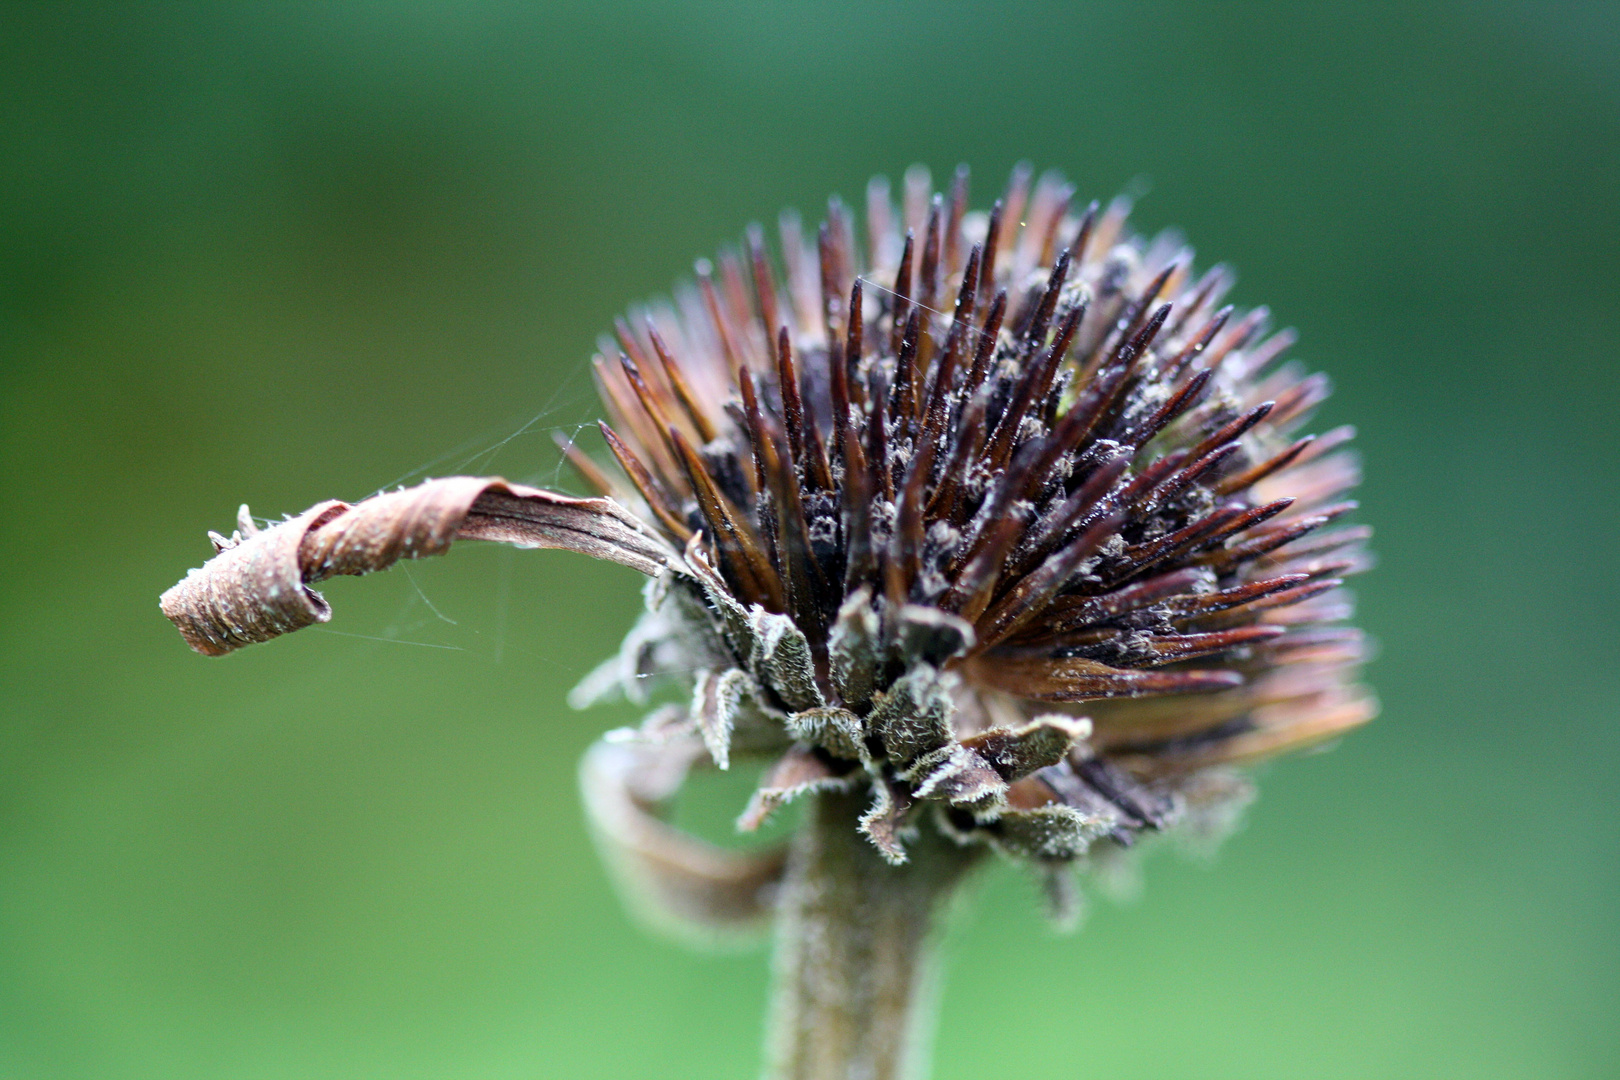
[{"left": 763, "top": 789, "right": 983, "bottom": 1080}]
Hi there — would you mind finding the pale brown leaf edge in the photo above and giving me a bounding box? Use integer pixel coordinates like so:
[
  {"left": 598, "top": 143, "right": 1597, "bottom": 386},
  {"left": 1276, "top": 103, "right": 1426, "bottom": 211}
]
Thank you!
[
  {"left": 580, "top": 736, "right": 788, "bottom": 940},
  {"left": 160, "top": 476, "right": 679, "bottom": 656}
]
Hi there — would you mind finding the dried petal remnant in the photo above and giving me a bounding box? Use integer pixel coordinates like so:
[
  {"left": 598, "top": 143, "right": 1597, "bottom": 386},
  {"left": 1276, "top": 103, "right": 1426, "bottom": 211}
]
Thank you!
[{"left": 161, "top": 478, "right": 675, "bottom": 656}]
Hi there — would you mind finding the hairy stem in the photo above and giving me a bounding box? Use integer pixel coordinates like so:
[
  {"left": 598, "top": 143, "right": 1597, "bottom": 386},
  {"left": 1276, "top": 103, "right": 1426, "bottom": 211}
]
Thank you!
[{"left": 763, "top": 790, "right": 982, "bottom": 1080}]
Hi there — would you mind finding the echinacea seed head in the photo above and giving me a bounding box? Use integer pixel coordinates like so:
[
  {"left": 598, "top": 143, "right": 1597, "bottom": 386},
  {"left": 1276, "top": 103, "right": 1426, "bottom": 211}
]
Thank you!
[
  {"left": 571, "top": 163, "right": 1374, "bottom": 878},
  {"left": 160, "top": 162, "right": 1374, "bottom": 922}
]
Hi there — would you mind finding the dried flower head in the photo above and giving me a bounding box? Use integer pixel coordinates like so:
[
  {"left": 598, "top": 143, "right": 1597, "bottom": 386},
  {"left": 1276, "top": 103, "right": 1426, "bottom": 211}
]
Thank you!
[{"left": 162, "top": 163, "right": 1374, "bottom": 931}]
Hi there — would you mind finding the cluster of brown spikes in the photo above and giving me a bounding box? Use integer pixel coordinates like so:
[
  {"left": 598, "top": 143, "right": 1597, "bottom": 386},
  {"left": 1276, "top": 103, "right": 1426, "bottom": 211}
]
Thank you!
[{"left": 567, "top": 163, "right": 1371, "bottom": 766}]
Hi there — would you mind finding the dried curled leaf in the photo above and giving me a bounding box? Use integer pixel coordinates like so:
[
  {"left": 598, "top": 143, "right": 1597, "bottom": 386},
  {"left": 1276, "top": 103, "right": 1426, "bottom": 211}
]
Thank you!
[
  {"left": 865, "top": 664, "right": 955, "bottom": 767},
  {"left": 991, "top": 804, "right": 1113, "bottom": 860},
  {"left": 737, "top": 745, "right": 857, "bottom": 833},
  {"left": 858, "top": 775, "right": 916, "bottom": 865},
  {"left": 904, "top": 743, "right": 1005, "bottom": 808},
  {"left": 960, "top": 715, "right": 1091, "bottom": 783},
  {"left": 160, "top": 476, "right": 677, "bottom": 655},
  {"left": 828, "top": 587, "right": 881, "bottom": 712},
  {"left": 693, "top": 667, "right": 786, "bottom": 770},
  {"left": 749, "top": 609, "right": 825, "bottom": 713},
  {"left": 580, "top": 736, "right": 788, "bottom": 942}
]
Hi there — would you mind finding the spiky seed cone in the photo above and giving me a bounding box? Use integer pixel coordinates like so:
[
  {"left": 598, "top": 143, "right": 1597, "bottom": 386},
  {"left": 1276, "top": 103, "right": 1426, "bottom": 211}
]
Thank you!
[{"left": 571, "top": 164, "right": 1374, "bottom": 875}]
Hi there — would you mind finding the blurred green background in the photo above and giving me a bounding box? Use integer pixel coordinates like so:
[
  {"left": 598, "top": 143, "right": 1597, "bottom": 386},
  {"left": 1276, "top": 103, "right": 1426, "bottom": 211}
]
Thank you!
[{"left": 3, "top": 2, "right": 1617, "bottom": 1077}]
